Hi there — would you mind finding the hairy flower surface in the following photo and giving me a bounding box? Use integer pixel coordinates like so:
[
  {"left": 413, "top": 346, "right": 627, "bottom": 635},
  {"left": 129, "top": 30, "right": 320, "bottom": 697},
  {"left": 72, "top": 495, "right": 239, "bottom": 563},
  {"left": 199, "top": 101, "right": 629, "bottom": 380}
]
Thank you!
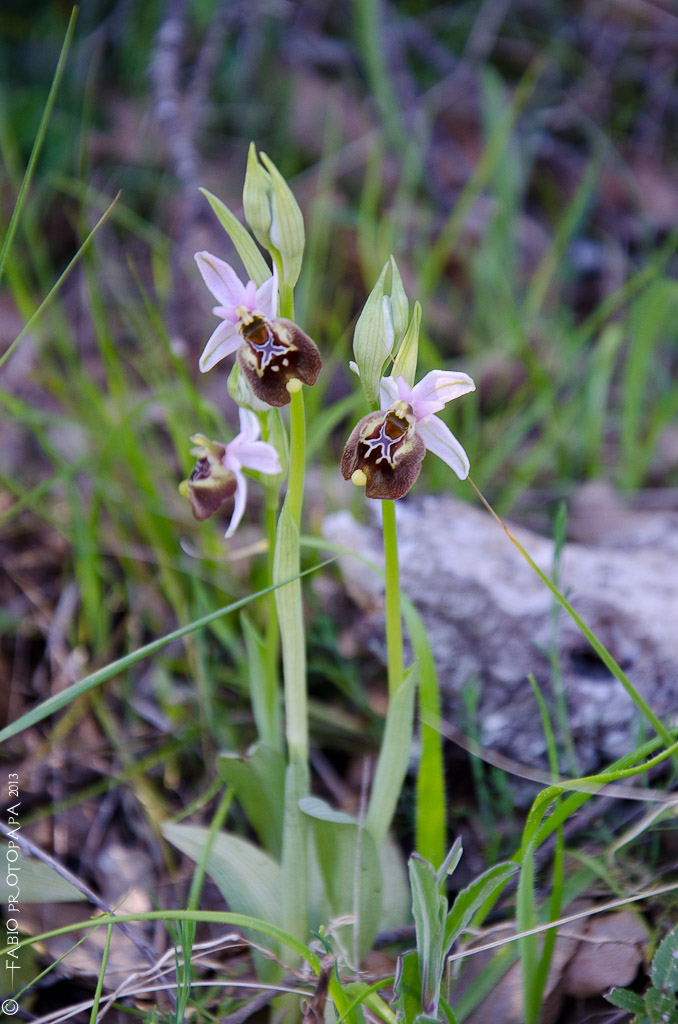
[
  {"left": 182, "top": 409, "right": 281, "bottom": 536},
  {"left": 195, "top": 251, "right": 321, "bottom": 406},
  {"left": 341, "top": 370, "right": 475, "bottom": 499}
]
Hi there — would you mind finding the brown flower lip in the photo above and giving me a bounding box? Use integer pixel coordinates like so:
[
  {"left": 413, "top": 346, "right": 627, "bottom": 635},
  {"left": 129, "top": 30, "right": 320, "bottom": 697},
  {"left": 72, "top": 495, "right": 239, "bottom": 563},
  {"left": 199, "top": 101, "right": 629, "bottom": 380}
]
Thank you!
[
  {"left": 341, "top": 400, "right": 426, "bottom": 500},
  {"left": 184, "top": 449, "right": 237, "bottom": 521},
  {"left": 238, "top": 315, "right": 322, "bottom": 407}
]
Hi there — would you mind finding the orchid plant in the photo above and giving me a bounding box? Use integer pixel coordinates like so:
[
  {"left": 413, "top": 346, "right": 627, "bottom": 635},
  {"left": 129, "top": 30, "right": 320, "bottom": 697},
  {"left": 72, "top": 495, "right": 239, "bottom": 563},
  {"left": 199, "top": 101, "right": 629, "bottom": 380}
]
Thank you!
[{"left": 171, "top": 143, "right": 478, "bottom": 1015}]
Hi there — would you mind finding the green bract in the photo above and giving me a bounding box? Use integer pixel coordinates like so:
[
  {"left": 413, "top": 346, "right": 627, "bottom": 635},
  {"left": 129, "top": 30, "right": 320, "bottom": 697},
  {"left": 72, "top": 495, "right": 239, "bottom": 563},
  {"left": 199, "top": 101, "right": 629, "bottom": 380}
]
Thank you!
[
  {"left": 352, "top": 256, "right": 414, "bottom": 407},
  {"left": 243, "top": 143, "right": 305, "bottom": 289},
  {"left": 243, "top": 142, "right": 274, "bottom": 250}
]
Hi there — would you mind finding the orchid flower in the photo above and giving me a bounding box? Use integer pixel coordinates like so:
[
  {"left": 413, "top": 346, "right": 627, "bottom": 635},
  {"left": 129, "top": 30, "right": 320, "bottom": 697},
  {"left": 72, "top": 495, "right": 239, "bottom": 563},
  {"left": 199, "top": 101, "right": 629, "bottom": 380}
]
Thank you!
[
  {"left": 341, "top": 370, "right": 476, "bottom": 500},
  {"left": 181, "top": 408, "right": 282, "bottom": 537},
  {"left": 195, "top": 251, "right": 321, "bottom": 407}
]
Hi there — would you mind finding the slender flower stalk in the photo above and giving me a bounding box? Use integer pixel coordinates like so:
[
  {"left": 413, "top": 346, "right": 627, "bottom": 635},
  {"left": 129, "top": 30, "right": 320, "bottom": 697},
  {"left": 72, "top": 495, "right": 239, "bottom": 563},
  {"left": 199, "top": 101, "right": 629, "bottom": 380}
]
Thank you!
[
  {"left": 262, "top": 487, "right": 283, "bottom": 752},
  {"left": 287, "top": 386, "right": 306, "bottom": 531},
  {"left": 382, "top": 498, "right": 404, "bottom": 700},
  {"left": 277, "top": 385, "right": 308, "bottom": 764}
]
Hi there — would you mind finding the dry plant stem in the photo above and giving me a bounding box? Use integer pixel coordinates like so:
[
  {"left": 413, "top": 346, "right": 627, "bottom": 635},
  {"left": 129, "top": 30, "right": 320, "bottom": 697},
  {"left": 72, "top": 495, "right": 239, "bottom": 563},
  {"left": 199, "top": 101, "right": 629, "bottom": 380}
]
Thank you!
[
  {"left": 382, "top": 498, "right": 404, "bottom": 699},
  {"left": 467, "top": 477, "right": 675, "bottom": 753}
]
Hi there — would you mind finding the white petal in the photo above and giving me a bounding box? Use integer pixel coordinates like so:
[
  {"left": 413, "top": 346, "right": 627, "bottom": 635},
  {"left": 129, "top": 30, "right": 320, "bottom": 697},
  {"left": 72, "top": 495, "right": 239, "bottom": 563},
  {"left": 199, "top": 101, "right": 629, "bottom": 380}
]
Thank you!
[
  {"left": 237, "top": 408, "right": 261, "bottom": 441},
  {"left": 411, "top": 369, "right": 476, "bottom": 409},
  {"left": 379, "top": 375, "right": 400, "bottom": 409},
  {"left": 225, "top": 470, "right": 247, "bottom": 538},
  {"left": 255, "top": 268, "right": 278, "bottom": 319},
  {"left": 417, "top": 415, "right": 470, "bottom": 479},
  {"left": 195, "top": 251, "right": 246, "bottom": 306},
  {"left": 237, "top": 440, "right": 282, "bottom": 475},
  {"left": 199, "top": 321, "right": 241, "bottom": 372}
]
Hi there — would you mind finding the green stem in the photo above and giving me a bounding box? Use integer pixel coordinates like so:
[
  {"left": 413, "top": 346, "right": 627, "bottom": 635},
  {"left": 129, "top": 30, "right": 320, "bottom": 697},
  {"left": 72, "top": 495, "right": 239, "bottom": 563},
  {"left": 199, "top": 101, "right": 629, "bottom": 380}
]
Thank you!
[
  {"left": 264, "top": 495, "right": 282, "bottom": 750},
  {"left": 382, "top": 499, "right": 404, "bottom": 698},
  {"left": 275, "top": 360, "right": 310, "bottom": 958},
  {"left": 276, "top": 387, "right": 308, "bottom": 763},
  {"left": 288, "top": 387, "right": 306, "bottom": 530}
]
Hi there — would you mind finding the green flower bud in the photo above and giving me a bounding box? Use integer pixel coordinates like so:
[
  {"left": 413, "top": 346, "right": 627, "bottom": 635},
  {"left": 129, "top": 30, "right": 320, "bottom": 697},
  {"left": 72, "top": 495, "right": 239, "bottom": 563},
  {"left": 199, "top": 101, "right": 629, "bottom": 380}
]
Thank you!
[
  {"left": 243, "top": 143, "right": 274, "bottom": 251},
  {"left": 242, "top": 144, "right": 305, "bottom": 289},
  {"left": 352, "top": 257, "right": 412, "bottom": 408},
  {"left": 387, "top": 256, "right": 409, "bottom": 347},
  {"left": 227, "top": 361, "right": 270, "bottom": 412}
]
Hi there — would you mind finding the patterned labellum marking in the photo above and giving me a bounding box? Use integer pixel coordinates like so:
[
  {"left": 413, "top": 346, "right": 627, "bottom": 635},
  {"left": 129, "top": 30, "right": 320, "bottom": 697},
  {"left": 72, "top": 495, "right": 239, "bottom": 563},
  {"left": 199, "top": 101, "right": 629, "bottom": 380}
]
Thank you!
[
  {"left": 361, "top": 405, "right": 413, "bottom": 468},
  {"left": 241, "top": 317, "right": 291, "bottom": 374}
]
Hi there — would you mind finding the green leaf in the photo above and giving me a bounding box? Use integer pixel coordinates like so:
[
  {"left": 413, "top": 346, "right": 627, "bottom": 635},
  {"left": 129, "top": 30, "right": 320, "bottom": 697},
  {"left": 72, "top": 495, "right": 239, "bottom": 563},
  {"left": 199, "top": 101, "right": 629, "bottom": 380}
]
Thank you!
[
  {"left": 379, "top": 835, "right": 412, "bottom": 932},
  {"left": 650, "top": 922, "right": 678, "bottom": 993},
  {"left": 339, "top": 981, "right": 380, "bottom": 1024},
  {"left": 443, "top": 862, "right": 517, "bottom": 954},
  {"left": 364, "top": 666, "right": 417, "bottom": 848},
  {"left": 604, "top": 987, "right": 646, "bottom": 1014},
  {"left": 393, "top": 949, "right": 423, "bottom": 1024},
  {"left": 353, "top": 261, "right": 390, "bottom": 408},
  {"left": 217, "top": 742, "right": 286, "bottom": 859},
  {"left": 280, "top": 757, "right": 310, "bottom": 958},
  {"left": 199, "top": 188, "right": 271, "bottom": 285},
  {"left": 438, "top": 997, "right": 460, "bottom": 1024},
  {"left": 0, "top": 846, "right": 86, "bottom": 903},
  {"left": 645, "top": 985, "right": 678, "bottom": 1024},
  {"left": 300, "top": 796, "right": 382, "bottom": 965},
  {"left": 408, "top": 854, "right": 446, "bottom": 1016},
  {"left": 162, "top": 823, "right": 282, "bottom": 980}
]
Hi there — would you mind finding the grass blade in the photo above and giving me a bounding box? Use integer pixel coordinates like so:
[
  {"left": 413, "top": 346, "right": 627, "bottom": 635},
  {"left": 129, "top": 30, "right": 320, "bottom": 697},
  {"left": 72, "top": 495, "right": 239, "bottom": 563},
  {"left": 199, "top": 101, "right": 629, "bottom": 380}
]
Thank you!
[
  {"left": 0, "top": 559, "right": 334, "bottom": 744},
  {"left": 0, "top": 8, "right": 78, "bottom": 284}
]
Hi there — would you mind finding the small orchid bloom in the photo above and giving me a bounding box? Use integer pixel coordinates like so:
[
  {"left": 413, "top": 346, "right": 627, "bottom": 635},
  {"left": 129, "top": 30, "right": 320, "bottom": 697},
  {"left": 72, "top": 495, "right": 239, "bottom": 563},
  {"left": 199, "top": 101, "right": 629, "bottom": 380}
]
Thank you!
[
  {"left": 195, "top": 251, "right": 321, "bottom": 407},
  {"left": 181, "top": 409, "right": 282, "bottom": 537},
  {"left": 341, "top": 370, "right": 475, "bottom": 500}
]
